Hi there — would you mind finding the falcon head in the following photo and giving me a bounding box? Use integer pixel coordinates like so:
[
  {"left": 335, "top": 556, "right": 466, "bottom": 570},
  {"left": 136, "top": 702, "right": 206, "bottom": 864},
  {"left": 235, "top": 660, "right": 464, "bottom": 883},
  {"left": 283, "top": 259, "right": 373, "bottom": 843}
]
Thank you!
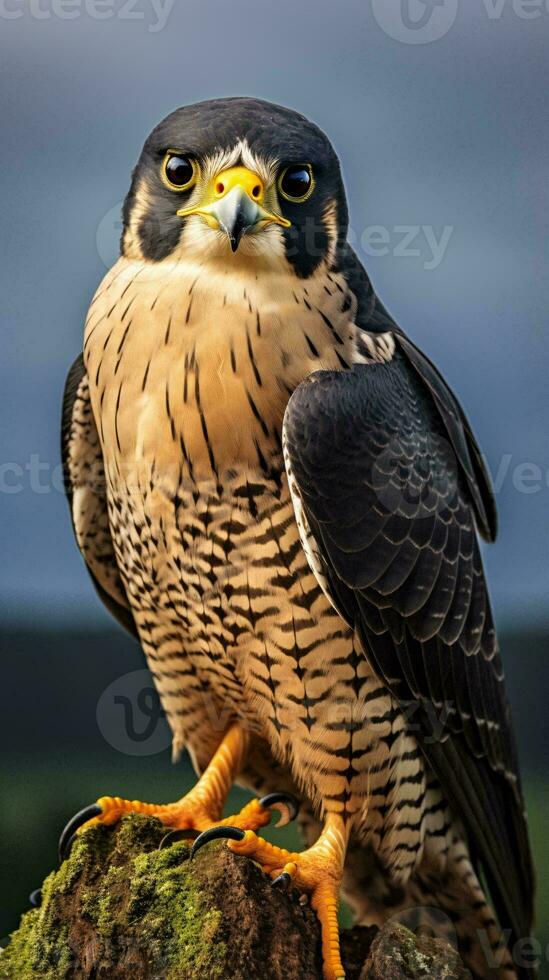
[{"left": 121, "top": 97, "right": 348, "bottom": 278}]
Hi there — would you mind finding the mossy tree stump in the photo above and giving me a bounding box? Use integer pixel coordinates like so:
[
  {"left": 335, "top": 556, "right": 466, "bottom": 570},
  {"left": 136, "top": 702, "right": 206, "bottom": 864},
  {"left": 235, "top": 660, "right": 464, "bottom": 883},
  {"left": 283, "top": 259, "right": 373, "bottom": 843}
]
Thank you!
[{"left": 0, "top": 815, "right": 468, "bottom": 980}]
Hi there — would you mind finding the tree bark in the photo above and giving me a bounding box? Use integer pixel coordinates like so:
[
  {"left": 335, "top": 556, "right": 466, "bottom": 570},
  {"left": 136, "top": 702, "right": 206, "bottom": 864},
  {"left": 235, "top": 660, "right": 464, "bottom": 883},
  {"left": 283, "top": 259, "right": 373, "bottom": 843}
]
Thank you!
[{"left": 0, "top": 815, "right": 468, "bottom": 980}]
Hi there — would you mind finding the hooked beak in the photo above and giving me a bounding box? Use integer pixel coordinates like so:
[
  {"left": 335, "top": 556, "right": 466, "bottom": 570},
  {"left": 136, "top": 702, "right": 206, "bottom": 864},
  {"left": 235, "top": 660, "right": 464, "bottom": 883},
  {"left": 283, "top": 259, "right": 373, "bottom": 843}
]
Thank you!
[
  {"left": 211, "top": 186, "right": 266, "bottom": 252},
  {"left": 177, "top": 165, "right": 290, "bottom": 252}
]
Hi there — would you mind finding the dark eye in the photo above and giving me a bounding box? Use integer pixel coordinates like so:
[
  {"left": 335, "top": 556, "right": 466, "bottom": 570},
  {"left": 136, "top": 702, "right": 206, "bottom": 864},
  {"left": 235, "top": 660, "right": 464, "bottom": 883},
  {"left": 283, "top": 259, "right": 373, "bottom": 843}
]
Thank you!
[
  {"left": 162, "top": 153, "right": 197, "bottom": 190},
  {"left": 278, "top": 164, "right": 314, "bottom": 202}
]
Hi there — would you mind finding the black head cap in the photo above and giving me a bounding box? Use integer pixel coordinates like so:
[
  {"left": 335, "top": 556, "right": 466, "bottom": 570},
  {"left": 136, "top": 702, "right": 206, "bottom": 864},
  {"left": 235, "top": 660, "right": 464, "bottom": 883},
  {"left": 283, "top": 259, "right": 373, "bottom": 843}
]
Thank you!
[{"left": 122, "top": 97, "right": 348, "bottom": 278}]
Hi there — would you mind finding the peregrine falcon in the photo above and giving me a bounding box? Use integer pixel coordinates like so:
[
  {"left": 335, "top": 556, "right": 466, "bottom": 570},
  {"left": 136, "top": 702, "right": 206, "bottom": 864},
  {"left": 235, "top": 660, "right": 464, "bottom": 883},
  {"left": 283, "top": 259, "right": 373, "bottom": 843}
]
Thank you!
[{"left": 61, "top": 98, "right": 535, "bottom": 980}]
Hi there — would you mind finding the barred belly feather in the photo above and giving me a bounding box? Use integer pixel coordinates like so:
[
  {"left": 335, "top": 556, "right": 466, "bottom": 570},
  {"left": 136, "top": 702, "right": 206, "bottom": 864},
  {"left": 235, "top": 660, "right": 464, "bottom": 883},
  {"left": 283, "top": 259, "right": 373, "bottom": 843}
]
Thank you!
[
  {"left": 79, "top": 252, "right": 517, "bottom": 977},
  {"left": 83, "top": 255, "right": 446, "bottom": 873}
]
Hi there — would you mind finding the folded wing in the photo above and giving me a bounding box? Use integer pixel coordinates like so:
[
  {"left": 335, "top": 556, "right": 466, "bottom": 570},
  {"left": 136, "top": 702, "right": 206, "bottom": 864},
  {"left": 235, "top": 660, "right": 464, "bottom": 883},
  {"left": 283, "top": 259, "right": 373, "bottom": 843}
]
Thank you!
[
  {"left": 61, "top": 354, "right": 137, "bottom": 638},
  {"left": 283, "top": 347, "right": 534, "bottom": 951}
]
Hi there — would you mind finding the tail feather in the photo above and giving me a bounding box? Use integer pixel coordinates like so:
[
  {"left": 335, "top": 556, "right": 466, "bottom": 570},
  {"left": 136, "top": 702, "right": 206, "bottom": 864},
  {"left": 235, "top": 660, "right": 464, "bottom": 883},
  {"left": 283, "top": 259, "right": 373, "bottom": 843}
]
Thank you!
[{"left": 341, "top": 836, "right": 531, "bottom": 980}]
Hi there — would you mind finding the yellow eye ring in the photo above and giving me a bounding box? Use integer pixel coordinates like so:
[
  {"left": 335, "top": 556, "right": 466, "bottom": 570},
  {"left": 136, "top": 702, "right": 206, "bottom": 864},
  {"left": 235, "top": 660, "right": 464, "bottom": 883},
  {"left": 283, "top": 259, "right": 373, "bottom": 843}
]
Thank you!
[
  {"left": 161, "top": 152, "right": 198, "bottom": 192},
  {"left": 278, "top": 164, "right": 315, "bottom": 203}
]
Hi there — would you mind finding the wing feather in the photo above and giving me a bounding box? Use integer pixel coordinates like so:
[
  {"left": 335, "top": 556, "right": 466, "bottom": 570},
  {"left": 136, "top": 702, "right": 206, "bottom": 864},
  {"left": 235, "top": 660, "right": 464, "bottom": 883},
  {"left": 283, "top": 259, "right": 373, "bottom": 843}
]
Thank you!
[
  {"left": 283, "top": 352, "right": 534, "bottom": 956},
  {"left": 61, "top": 354, "right": 138, "bottom": 639}
]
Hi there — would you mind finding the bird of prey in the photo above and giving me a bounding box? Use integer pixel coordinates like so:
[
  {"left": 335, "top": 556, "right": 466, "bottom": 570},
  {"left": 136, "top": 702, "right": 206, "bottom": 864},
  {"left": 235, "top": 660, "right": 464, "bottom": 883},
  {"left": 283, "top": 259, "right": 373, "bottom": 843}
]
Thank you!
[{"left": 61, "top": 97, "right": 535, "bottom": 980}]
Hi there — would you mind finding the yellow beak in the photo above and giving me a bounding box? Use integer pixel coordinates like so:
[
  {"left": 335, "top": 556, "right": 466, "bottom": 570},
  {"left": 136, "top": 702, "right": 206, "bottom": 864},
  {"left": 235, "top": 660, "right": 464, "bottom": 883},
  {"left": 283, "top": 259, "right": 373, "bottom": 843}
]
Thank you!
[{"left": 177, "top": 165, "right": 291, "bottom": 252}]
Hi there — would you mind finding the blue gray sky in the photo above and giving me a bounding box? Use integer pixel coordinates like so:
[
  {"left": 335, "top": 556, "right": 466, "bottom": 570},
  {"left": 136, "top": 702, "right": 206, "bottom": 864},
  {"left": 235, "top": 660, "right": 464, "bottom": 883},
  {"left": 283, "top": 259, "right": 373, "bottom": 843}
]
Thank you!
[{"left": 1, "top": 0, "right": 547, "bottom": 629}]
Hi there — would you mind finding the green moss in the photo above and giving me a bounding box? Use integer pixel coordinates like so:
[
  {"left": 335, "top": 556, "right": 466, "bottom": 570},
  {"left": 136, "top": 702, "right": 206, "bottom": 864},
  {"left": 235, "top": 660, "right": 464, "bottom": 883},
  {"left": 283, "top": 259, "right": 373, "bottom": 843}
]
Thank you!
[
  {"left": 126, "top": 842, "right": 225, "bottom": 979},
  {"left": 0, "top": 815, "right": 227, "bottom": 980},
  {"left": 0, "top": 899, "right": 74, "bottom": 979},
  {"left": 119, "top": 827, "right": 226, "bottom": 978},
  {"left": 398, "top": 927, "right": 431, "bottom": 973},
  {"left": 80, "top": 885, "right": 117, "bottom": 937}
]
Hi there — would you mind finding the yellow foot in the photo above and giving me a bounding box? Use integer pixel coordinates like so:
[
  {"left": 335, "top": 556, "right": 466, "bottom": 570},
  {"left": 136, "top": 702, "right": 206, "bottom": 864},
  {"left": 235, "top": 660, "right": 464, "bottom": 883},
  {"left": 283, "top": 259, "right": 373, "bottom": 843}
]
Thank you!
[
  {"left": 58, "top": 791, "right": 297, "bottom": 862},
  {"left": 58, "top": 723, "right": 297, "bottom": 861},
  {"left": 191, "top": 824, "right": 346, "bottom": 980}
]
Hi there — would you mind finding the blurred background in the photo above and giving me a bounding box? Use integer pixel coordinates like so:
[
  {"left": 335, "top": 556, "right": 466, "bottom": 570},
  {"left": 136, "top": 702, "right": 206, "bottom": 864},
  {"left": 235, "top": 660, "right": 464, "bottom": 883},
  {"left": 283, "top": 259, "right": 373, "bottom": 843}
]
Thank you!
[{"left": 1, "top": 0, "right": 547, "bottom": 972}]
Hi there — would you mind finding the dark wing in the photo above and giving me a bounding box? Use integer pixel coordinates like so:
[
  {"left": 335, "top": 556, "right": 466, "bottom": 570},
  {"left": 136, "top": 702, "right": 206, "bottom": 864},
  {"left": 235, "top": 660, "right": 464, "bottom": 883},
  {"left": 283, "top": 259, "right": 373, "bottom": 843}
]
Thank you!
[
  {"left": 394, "top": 332, "right": 497, "bottom": 543},
  {"left": 335, "top": 245, "right": 497, "bottom": 542},
  {"left": 61, "top": 354, "right": 138, "bottom": 639},
  {"left": 283, "top": 351, "right": 534, "bottom": 956}
]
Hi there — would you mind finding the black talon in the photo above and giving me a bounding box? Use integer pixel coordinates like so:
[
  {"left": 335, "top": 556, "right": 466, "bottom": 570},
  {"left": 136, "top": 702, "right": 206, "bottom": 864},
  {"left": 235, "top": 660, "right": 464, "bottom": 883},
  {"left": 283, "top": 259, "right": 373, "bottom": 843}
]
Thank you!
[
  {"left": 259, "top": 792, "right": 299, "bottom": 828},
  {"left": 158, "top": 829, "right": 198, "bottom": 850},
  {"left": 29, "top": 889, "right": 42, "bottom": 908},
  {"left": 272, "top": 872, "right": 292, "bottom": 891},
  {"left": 58, "top": 803, "right": 102, "bottom": 863},
  {"left": 190, "top": 825, "right": 245, "bottom": 860}
]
